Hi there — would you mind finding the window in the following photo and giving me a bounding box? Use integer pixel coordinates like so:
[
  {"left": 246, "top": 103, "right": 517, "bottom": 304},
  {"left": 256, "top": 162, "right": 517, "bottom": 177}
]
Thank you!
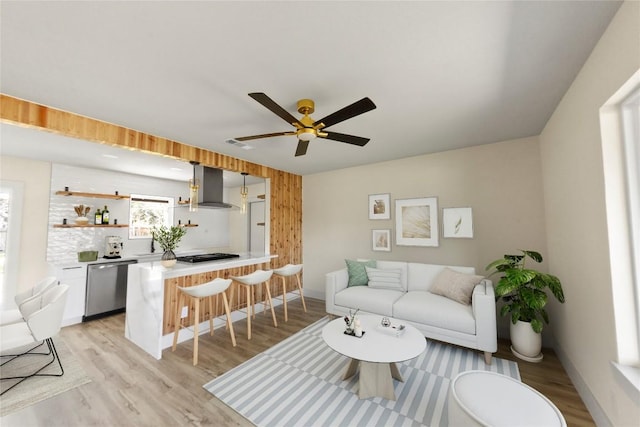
[{"left": 128, "top": 194, "right": 174, "bottom": 239}]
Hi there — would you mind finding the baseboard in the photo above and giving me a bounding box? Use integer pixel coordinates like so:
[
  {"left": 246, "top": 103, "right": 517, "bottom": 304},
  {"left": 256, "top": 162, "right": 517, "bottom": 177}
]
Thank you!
[
  {"left": 304, "top": 288, "right": 324, "bottom": 301},
  {"left": 553, "top": 341, "right": 612, "bottom": 426}
]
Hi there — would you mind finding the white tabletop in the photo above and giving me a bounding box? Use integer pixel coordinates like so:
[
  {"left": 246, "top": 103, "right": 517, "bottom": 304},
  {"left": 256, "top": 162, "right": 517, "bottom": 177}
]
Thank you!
[{"left": 322, "top": 315, "right": 426, "bottom": 363}]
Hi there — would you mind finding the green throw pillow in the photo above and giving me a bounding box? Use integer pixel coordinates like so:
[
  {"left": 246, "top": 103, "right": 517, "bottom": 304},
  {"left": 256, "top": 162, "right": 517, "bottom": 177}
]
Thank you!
[{"left": 345, "top": 259, "right": 377, "bottom": 287}]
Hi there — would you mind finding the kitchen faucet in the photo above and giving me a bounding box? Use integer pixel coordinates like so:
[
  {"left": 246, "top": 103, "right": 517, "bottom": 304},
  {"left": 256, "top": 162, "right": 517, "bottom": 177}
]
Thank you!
[{"left": 150, "top": 237, "right": 155, "bottom": 253}]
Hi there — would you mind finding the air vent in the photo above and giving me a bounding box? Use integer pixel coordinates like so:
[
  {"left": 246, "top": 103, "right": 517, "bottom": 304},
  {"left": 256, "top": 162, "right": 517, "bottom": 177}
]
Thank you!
[{"left": 225, "top": 139, "right": 254, "bottom": 150}]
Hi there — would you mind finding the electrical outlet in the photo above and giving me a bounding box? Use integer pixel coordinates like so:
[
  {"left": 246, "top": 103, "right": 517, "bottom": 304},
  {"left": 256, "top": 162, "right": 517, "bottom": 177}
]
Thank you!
[{"left": 181, "top": 306, "right": 188, "bottom": 318}]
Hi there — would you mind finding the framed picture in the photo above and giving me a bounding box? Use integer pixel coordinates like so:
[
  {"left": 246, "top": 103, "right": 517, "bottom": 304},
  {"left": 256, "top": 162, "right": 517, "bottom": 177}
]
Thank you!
[
  {"left": 395, "top": 197, "right": 439, "bottom": 247},
  {"left": 443, "top": 207, "right": 474, "bottom": 238},
  {"left": 372, "top": 229, "right": 391, "bottom": 252},
  {"left": 368, "top": 193, "right": 391, "bottom": 220}
]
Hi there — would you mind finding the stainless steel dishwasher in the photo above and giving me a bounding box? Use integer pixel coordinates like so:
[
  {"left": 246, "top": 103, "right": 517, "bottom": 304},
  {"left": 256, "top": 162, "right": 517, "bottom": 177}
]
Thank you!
[{"left": 84, "top": 259, "right": 138, "bottom": 321}]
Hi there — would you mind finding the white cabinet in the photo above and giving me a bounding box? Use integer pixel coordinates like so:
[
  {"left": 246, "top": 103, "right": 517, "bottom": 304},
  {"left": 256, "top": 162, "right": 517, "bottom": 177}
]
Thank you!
[{"left": 50, "top": 264, "right": 87, "bottom": 326}]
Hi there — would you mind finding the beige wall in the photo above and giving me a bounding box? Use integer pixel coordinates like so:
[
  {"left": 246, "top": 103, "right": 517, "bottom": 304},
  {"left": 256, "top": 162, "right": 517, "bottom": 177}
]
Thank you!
[
  {"left": 0, "top": 155, "right": 51, "bottom": 295},
  {"left": 303, "top": 136, "right": 548, "bottom": 338},
  {"left": 539, "top": 2, "right": 640, "bottom": 425}
]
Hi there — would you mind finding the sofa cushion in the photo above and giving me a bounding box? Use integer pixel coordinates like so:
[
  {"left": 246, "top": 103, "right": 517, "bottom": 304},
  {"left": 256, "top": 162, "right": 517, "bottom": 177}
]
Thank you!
[
  {"left": 407, "top": 263, "right": 476, "bottom": 292},
  {"left": 429, "top": 268, "right": 484, "bottom": 305},
  {"left": 366, "top": 266, "right": 403, "bottom": 291},
  {"left": 345, "top": 259, "right": 376, "bottom": 287},
  {"left": 335, "top": 287, "right": 404, "bottom": 317},
  {"left": 393, "top": 291, "right": 476, "bottom": 335},
  {"left": 376, "top": 260, "right": 408, "bottom": 290}
]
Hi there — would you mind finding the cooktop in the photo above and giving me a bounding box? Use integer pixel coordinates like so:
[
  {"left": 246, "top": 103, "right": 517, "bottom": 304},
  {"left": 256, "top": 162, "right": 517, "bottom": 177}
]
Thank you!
[{"left": 176, "top": 253, "right": 240, "bottom": 263}]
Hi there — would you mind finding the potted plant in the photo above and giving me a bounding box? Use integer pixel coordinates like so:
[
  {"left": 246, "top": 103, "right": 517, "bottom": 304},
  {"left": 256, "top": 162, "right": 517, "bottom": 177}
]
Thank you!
[
  {"left": 486, "top": 250, "right": 565, "bottom": 362},
  {"left": 151, "top": 225, "right": 187, "bottom": 268}
]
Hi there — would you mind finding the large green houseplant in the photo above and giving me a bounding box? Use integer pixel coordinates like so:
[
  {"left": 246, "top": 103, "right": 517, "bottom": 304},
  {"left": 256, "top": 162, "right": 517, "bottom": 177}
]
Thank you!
[
  {"left": 486, "top": 250, "right": 565, "bottom": 360},
  {"left": 151, "top": 225, "right": 187, "bottom": 268}
]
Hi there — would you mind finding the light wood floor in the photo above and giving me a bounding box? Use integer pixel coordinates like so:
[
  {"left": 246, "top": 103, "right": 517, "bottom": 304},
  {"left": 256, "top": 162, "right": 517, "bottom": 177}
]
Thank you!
[{"left": 2, "top": 298, "right": 594, "bottom": 426}]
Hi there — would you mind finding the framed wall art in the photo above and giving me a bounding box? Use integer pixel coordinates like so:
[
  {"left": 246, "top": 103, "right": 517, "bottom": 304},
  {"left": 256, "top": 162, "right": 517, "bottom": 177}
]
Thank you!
[
  {"left": 443, "top": 207, "right": 474, "bottom": 238},
  {"left": 368, "top": 193, "right": 391, "bottom": 220},
  {"left": 395, "top": 197, "right": 439, "bottom": 247},
  {"left": 372, "top": 229, "right": 391, "bottom": 252}
]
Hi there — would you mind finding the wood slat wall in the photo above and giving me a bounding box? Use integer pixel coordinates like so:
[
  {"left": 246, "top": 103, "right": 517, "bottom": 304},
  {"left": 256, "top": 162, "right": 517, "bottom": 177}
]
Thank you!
[{"left": 0, "top": 93, "right": 303, "bottom": 277}]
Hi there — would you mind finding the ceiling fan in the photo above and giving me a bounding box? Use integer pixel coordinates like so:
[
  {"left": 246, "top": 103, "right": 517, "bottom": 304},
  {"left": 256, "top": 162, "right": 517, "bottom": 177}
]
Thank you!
[{"left": 235, "top": 92, "right": 376, "bottom": 157}]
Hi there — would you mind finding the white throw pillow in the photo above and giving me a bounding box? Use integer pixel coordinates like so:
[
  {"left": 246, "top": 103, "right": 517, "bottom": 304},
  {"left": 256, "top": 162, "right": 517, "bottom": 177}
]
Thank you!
[
  {"left": 429, "top": 267, "right": 484, "bottom": 305},
  {"left": 366, "top": 266, "right": 403, "bottom": 291}
]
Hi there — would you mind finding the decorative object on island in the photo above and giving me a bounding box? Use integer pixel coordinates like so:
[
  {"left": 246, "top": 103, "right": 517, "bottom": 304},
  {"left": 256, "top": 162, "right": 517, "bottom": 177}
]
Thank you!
[
  {"left": 188, "top": 160, "right": 200, "bottom": 212},
  {"left": 151, "top": 225, "right": 188, "bottom": 268},
  {"left": 368, "top": 193, "right": 391, "bottom": 220},
  {"left": 73, "top": 205, "right": 91, "bottom": 225},
  {"left": 486, "top": 249, "right": 565, "bottom": 362},
  {"left": 372, "top": 229, "right": 391, "bottom": 252},
  {"left": 442, "top": 207, "right": 474, "bottom": 238},
  {"left": 395, "top": 197, "right": 439, "bottom": 247},
  {"left": 240, "top": 172, "right": 249, "bottom": 215}
]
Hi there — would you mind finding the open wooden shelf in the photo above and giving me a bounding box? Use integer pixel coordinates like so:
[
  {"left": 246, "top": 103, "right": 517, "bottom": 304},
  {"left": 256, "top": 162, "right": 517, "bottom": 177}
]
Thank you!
[
  {"left": 55, "top": 190, "right": 130, "bottom": 200},
  {"left": 53, "top": 224, "right": 129, "bottom": 228}
]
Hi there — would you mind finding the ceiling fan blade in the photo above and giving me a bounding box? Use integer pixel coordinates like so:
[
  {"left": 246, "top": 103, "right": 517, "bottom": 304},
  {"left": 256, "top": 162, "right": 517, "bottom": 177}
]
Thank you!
[
  {"left": 295, "top": 140, "right": 309, "bottom": 157},
  {"left": 248, "top": 93, "right": 305, "bottom": 127},
  {"left": 322, "top": 131, "right": 370, "bottom": 147},
  {"left": 235, "top": 131, "right": 296, "bottom": 142},
  {"left": 312, "top": 97, "right": 376, "bottom": 129}
]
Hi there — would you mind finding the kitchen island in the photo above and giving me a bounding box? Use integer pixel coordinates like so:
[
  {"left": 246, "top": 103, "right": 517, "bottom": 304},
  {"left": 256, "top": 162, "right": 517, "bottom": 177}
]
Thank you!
[{"left": 125, "top": 253, "right": 277, "bottom": 359}]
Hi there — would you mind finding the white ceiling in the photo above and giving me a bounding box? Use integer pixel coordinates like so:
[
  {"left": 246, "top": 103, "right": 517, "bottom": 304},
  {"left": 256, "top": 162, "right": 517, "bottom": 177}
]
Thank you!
[{"left": 0, "top": 1, "right": 622, "bottom": 180}]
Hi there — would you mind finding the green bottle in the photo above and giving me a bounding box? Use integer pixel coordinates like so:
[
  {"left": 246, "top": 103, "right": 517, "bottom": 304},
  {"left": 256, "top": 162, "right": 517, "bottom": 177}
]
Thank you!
[
  {"left": 102, "top": 205, "right": 110, "bottom": 224},
  {"left": 94, "top": 208, "right": 102, "bottom": 225}
]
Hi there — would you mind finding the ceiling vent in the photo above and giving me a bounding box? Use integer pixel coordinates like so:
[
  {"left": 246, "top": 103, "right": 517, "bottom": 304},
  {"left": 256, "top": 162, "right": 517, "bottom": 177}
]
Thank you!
[{"left": 225, "top": 139, "right": 254, "bottom": 150}]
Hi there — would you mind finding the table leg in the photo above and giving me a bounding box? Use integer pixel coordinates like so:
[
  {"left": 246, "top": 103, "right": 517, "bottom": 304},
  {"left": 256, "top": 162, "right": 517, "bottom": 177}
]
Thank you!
[
  {"left": 390, "top": 362, "right": 404, "bottom": 382},
  {"left": 358, "top": 362, "right": 397, "bottom": 401},
  {"left": 343, "top": 358, "right": 359, "bottom": 380}
]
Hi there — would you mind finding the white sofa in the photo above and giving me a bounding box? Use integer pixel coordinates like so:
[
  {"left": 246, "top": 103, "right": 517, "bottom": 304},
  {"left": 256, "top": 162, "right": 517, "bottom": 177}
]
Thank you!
[{"left": 325, "top": 260, "right": 498, "bottom": 363}]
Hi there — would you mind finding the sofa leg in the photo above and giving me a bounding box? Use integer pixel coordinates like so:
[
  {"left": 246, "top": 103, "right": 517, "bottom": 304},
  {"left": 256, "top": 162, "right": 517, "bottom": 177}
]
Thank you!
[{"left": 484, "top": 351, "right": 492, "bottom": 365}]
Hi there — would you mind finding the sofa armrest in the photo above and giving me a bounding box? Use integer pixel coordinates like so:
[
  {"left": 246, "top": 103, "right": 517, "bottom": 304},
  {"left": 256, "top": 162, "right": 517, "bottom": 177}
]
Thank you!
[
  {"left": 472, "top": 278, "right": 498, "bottom": 353},
  {"left": 325, "top": 268, "right": 349, "bottom": 315}
]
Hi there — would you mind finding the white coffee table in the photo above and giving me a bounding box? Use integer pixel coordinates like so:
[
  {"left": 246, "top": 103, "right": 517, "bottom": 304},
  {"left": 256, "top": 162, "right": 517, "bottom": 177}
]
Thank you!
[{"left": 322, "top": 315, "right": 426, "bottom": 400}]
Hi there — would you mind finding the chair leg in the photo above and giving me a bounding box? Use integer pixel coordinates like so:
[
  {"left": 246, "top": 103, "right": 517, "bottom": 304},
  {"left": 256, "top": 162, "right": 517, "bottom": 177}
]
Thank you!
[
  {"left": 296, "top": 273, "right": 307, "bottom": 313},
  {"left": 193, "top": 298, "right": 200, "bottom": 366},
  {"left": 172, "top": 292, "right": 184, "bottom": 351},
  {"left": 263, "top": 282, "right": 278, "bottom": 328},
  {"left": 281, "top": 276, "right": 288, "bottom": 322},
  {"left": 0, "top": 341, "right": 48, "bottom": 366},
  {"left": 222, "top": 292, "right": 237, "bottom": 347},
  {"left": 1, "top": 338, "right": 64, "bottom": 396}
]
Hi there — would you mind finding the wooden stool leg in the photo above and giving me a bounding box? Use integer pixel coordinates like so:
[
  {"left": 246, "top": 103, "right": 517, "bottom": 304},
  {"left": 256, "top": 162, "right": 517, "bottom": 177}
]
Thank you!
[
  {"left": 296, "top": 273, "right": 307, "bottom": 312},
  {"left": 222, "top": 292, "right": 237, "bottom": 347},
  {"left": 263, "top": 281, "right": 278, "bottom": 328},
  {"left": 281, "top": 276, "right": 288, "bottom": 322},
  {"left": 246, "top": 285, "right": 252, "bottom": 340},
  {"left": 172, "top": 291, "right": 184, "bottom": 351},
  {"left": 193, "top": 298, "right": 200, "bottom": 366}
]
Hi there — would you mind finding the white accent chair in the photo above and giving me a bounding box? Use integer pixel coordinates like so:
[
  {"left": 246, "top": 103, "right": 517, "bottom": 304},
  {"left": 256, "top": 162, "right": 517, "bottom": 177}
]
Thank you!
[
  {"left": 0, "top": 284, "right": 69, "bottom": 396},
  {"left": 172, "top": 278, "right": 236, "bottom": 366},
  {"left": 272, "top": 264, "right": 306, "bottom": 322},
  {"left": 0, "top": 276, "right": 58, "bottom": 326},
  {"left": 230, "top": 270, "right": 276, "bottom": 339}
]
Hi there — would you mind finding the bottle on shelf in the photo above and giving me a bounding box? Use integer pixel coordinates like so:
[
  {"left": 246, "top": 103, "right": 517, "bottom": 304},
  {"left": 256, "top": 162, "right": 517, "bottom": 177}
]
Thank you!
[
  {"left": 94, "top": 208, "right": 102, "bottom": 225},
  {"left": 102, "top": 205, "right": 110, "bottom": 224}
]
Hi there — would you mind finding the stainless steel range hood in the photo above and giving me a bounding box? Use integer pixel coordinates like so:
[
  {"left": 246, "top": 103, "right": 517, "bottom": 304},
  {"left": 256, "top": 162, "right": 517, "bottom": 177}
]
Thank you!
[{"left": 194, "top": 165, "right": 234, "bottom": 209}]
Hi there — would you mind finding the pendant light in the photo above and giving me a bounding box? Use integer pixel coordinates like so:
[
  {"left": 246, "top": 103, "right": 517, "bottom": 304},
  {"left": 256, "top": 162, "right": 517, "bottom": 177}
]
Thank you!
[
  {"left": 240, "top": 172, "right": 249, "bottom": 215},
  {"left": 189, "top": 161, "right": 200, "bottom": 212}
]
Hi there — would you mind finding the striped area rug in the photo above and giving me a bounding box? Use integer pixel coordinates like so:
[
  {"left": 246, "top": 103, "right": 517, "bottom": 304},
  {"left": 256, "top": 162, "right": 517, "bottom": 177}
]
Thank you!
[{"left": 204, "top": 317, "right": 519, "bottom": 427}]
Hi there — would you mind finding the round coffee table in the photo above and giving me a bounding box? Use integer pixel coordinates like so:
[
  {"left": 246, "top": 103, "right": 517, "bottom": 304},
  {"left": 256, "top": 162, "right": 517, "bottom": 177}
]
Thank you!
[{"left": 322, "top": 315, "right": 426, "bottom": 400}]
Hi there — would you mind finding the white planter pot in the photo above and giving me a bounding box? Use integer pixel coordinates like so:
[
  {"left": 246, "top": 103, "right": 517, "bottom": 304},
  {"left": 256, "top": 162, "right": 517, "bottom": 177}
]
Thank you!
[{"left": 510, "top": 320, "right": 543, "bottom": 362}]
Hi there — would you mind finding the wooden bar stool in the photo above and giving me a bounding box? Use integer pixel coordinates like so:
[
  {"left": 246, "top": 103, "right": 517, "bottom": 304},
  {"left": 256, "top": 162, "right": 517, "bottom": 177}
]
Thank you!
[
  {"left": 272, "top": 264, "right": 307, "bottom": 322},
  {"left": 230, "top": 270, "right": 276, "bottom": 339},
  {"left": 172, "top": 278, "right": 236, "bottom": 365}
]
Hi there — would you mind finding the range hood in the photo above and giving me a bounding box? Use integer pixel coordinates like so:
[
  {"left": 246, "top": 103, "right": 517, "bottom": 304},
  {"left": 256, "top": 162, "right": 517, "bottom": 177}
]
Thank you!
[{"left": 193, "top": 165, "right": 234, "bottom": 209}]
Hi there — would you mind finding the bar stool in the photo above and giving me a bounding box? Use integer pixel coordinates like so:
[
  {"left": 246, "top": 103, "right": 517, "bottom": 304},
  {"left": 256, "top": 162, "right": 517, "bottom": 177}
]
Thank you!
[
  {"left": 230, "top": 270, "right": 276, "bottom": 339},
  {"left": 272, "top": 264, "right": 307, "bottom": 322},
  {"left": 172, "top": 278, "right": 236, "bottom": 366}
]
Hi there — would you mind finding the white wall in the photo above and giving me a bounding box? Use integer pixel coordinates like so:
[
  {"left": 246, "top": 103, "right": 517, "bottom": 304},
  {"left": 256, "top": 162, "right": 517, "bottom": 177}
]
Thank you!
[
  {"left": 0, "top": 156, "right": 51, "bottom": 295},
  {"left": 303, "top": 136, "right": 548, "bottom": 339},
  {"left": 539, "top": 2, "right": 640, "bottom": 425}
]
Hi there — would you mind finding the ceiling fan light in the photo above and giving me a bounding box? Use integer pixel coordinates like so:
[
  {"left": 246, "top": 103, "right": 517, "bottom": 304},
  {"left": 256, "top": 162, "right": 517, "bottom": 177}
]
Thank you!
[{"left": 298, "top": 128, "right": 317, "bottom": 141}]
